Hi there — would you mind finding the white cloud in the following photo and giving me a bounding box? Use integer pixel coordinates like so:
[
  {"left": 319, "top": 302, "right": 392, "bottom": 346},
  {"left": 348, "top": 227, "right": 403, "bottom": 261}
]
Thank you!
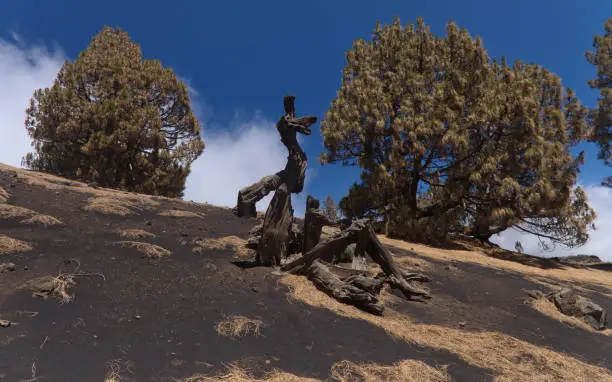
[
  {"left": 0, "top": 34, "right": 65, "bottom": 167},
  {"left": 184, "top": 112, "right": 316, "bottom": 217},
  {"left": 492, "top": 185, "right": 612, "bottom": 261}
]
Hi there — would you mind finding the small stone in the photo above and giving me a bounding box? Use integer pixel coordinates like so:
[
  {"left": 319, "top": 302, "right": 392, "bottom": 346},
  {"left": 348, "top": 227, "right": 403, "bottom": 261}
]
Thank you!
[
  {"left": 251, "top": 286, "right": 259, "bottom": 293},
  {"left": 0, "top": 263, "right": 15, "bottom": 273},
  {"left": 458, "top": 321, "right": 467, "bottom": 327},
  {"left": 0, "top": 320, "right": 11, "bottom": 328},
  {"left": 135, "top": 315, "right": 142, "bottom": 320},
  {"left": 145, "top": 220, "right": 152, "bottom": 226},
  {"left": 181, "top": 233, "right": 188, "bottom": 237},
  {"left": 204, "top": 263, "right": 218, "bottom": 272},
  {"left": 23, "top": 265, "right": 28, "bottom": 271},
  {"left": 92, "top": 334, "right": 98, "bottom": 339}
]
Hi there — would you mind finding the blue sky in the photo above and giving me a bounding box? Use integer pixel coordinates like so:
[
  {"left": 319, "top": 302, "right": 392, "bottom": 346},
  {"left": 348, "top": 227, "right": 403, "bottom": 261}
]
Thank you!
[{"left": 0, "top": 0, "right": 610, "bottom": 258}]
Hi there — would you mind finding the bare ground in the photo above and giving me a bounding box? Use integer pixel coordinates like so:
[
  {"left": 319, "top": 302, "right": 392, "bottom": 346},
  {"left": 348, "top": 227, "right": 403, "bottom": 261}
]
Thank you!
[{"left": 0, "top": 164, "right": 610, "bottom": 382}]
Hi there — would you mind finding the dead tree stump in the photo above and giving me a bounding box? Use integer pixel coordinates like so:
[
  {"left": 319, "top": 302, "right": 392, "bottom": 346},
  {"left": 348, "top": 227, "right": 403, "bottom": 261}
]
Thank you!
[
  {"left": 303, "top": 195, "right": 337, "bottom": 255},
  {"left": 235, "top": 95, "right": 316, "bottom": 266},
  {"left": 282, "top": 219, "right": 431, "bottom": 313}
]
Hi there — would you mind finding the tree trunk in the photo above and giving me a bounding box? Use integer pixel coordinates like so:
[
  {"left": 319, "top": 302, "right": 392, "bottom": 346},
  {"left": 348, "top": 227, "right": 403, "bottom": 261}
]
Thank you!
[{"left": 257, "top": 183, "right": 293, "bottom": 266}]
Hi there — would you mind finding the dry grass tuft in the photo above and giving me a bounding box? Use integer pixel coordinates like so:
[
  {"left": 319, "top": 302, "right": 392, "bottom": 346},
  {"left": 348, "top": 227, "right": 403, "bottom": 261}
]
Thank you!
[
  {"left": 0, "top": 203, "right": 37, "bottom": 219},
  {"left": 20, "top": 214, "right": 63, "bottom": 227},
  {"left": 0, "top": 186, "right": 8, "bottom": 203},
  {"left": 84, "top": 197, "right": 140, "bottom": 216},
  {"left": 21, "top": 275, "right": 76, "bottom": 303},
  {"left": 193, "top": 236, "right": 250, "bottom": 258},
  {"left": 117, "top": 228, "right": 156, "bottom": 240},
  {"left": 113, "top": 241, "right": 171, "bottom": 258},
  {"left": 0, "top": 234, "right": 33, "bottom": 255},
  {"left": 330, "top": 359, "right": 450, "bottom": 382},
  {"left": 158, "top": 209, "right": 203, "bottom": 218},
  {"left": 379, "top": 236, "right": 612, "bottom": 294},
  {"left": 183, "top": 365, "right": 317, "bottom": 382},
  {"left": 104, "top": 359, "right": 132, "bottom": 382},
  {"left": 280, "top": 274, "right": 612, "bottom": 382},
  {"left": 528, "top": 298, "right": 612, "bottom": 336},
  {"left": 215, "top": 315, "right": 263, "bottom": 338}
]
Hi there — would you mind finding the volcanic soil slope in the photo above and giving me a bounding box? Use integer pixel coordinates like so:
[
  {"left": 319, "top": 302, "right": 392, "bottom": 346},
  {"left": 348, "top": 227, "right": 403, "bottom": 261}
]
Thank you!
[{"left": 0, "top": 163, "right": 611, "bottom": 382}]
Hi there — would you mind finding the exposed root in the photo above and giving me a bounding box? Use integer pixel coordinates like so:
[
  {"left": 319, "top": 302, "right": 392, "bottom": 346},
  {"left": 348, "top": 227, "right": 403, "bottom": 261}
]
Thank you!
[
  {"left": 0, "top": 234, "right": 33, "bottom": 255},
  {"left": 158, "top": 209, "right": 203, "bottom": 218},
  {"left": 330, "top": 359, "right": 450, "bottom": 382},
  {"left": 21, "top": 275, "right": 76, "bottom": 303},
  {"left": 215, "top": 315, "right": 263, "bottom": 338},
  {"left": 113, "top": 241, "right": 171, "bottom": 258},
  {"left": 20, "top": 214, "right": 63, "bottom": 227},
  {"left": 117, "top": 229, "right": 156, "bottom": 240}
]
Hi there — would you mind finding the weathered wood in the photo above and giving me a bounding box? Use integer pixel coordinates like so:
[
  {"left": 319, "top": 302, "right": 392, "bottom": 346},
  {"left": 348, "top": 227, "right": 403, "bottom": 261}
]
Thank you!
[
  {"left": 236, "top": 171, "right": 285, "bottom": 218},
  {"left": 234, "top": 95, "right": 316, "bottom": 218},
  {"left": 257, "top": 183, "right": 293, "bottom": 266},
  {"left": 282, "top": 219, "right": 368, "bottom": 273},
  {"left": 303, "top": 195, "right": 337, "bottom": 254},
  {"left": 282, "top": 219, "right": 431, "bottom": 301},
  {"left": 306, "top": 260, "right": 384, "bottom": 315},
  {"left": 363, "top": 224, "right": 430, "bottom": 299}
]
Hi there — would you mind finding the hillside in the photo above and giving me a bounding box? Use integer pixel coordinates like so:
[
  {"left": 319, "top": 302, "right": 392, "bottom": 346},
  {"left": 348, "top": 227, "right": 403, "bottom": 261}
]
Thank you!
[{"left": 0, "top": 163, "right": 611, "bottom": 382}]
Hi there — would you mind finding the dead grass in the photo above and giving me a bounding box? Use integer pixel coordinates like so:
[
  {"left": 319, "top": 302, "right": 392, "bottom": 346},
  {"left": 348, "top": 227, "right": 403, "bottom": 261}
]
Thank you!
[
  {"left": 0, "top": 234, "right": 33, "bottom": 255},
  {"left": 84, "top": 197, "right": 140, "bottom": 216},
  {"left": 0, "top": 186, "right": 8, "bottom": 202},
  {"left": 379, "top": 236, "right": 612, "bottom": 294},
  {"left": 113, "top": 241, "right": 171, "bottom": 258},
  {"left": 117, "top": 228, "right": 156, "bottom": 240},
  {"left": 215, "top": 315, "right": 263, "bottom": 338},
  {"left": 183, "top": 360, "right": 449, "bottom": 382},
  {"left": 104, "top": 359, "right": 132, "bottom": 382},
  {"left": 20, "top": 275, "right": 75, "bottom": 303},
  {"left": 330, "top": 359, "right": 450, "bottom": 382},
  {"left": 528, "top": 298, "right": 612, "bottom": 336},
  {"left": 183, "top": 365, "right": 318, "bottom": 382},
  {"left": 193, "top": 236, "right": 250, "bottom": 258},
  {"left": 280, "top": 274, "right": 612, "bottom": 382},
  {"left": 20, "top": 214, "right": 63, "bottom": 227},
  {"left": 0, "top": 203, "right": 37, "bottom": 219},
  {"left": 158, "top": 209, "right": 203, "bottom": 218}
]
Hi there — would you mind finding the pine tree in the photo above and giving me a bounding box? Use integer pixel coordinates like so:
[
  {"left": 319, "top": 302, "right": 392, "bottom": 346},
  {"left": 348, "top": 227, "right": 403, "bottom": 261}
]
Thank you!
[
  {"left": 321, "top": 17, "right": 595, "bottom": 247},
  {"left": 586, "top": 17, "right": 612, "bottom": 187},
  {"left": 23, "top": 26, "right": 204, "bottom": 197}
]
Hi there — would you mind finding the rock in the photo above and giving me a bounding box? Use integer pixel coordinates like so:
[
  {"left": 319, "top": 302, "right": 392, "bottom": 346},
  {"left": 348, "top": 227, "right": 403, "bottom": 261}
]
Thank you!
[
  {"left": 526, "top": 290, "right": 545, "bottom": 299},
  {"left": 204, "top": 263, "right": 218, "bottom": 272},
  {"left": 0, "top": 319, "right": 11, "bottom": 328},
  {"left": 548, "top": 288, "right": 607, "bottom": 330},
  {"left": 0, "top": 263, "right": 16, "bottom": 273},
  {"left": 551, "top": 254, "right": 602, "bottom": 267},
  {"left": 145, "top": 220, "right": 152, "bottom": 226}
]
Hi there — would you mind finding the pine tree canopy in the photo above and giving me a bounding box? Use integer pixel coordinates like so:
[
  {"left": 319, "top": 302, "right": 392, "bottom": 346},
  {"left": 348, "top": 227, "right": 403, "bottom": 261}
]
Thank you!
[
  {"left": 322, "top": 17, "right": 595, "bottom": 247},
  {"left": 23, "top": 26, "right": 204, "bottom": 197},
  {"left": 586, "top": 17, "right": 612, "bottom": 187}
]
